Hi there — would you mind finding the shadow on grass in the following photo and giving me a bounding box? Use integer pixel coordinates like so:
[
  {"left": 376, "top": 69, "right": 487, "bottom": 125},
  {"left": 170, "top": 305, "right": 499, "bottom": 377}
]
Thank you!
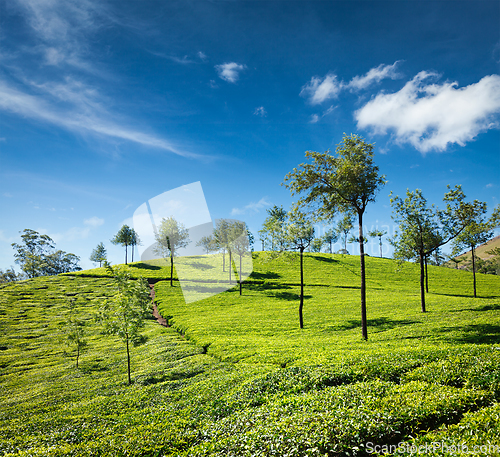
[
  {"left": 130, "top": 262, "right": 162, "bottom": 270},
  {"left": 435, "top": 324, "right": 500, "bottom": 344},
  {"left": 136, "top": 367, "right": 205, "bottom": 385},
  {"left": 433, "top": 292, "right": 500, "bottom": 299},
  {"left": 313, "top": 255, "right": 338, "bottom": 263},
  {"left": 335, "top": 317, "right": 421, "bottom": 332},
  {"left": 270, "top": 291, "right": 313, "bottom": 301},
  {"left": 249, "top": 271, "right": 281, "bottom": 280},
  {"left": 246, "top": 282, "right": 292, "bottom": 292}
]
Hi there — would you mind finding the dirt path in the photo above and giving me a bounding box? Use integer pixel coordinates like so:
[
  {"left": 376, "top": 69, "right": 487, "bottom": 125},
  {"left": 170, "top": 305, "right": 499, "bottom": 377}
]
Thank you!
[{"left": 148, "top": 281, "right": 169, "bottom": 327}]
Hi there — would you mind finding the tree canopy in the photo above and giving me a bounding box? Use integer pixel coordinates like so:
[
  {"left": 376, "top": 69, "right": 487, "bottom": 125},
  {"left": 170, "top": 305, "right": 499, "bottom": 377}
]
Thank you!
[
  {"left": 12, "top": 229, "right": 81, "bottom": 278},
  {"left": 283, "top": 133, "right": 386, "bottom": 340}
]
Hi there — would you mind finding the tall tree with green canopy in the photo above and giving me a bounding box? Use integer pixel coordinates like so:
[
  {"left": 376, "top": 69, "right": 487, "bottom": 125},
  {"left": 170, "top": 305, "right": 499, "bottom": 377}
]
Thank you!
[
  {"left": 90, "top": 242, "right": 107, "bottom": 267},
  {"left": 12, "top": 229, "right": 55, "bottom": 278},
  {"left": 285, "top": 207, "right": 315, "bottom": 329},
  {"left": 451, "top": 201, "right": 496, "bottom": 297},
  {"left": 283, "top": 133, "right": 386, "bottom": 340},
  {"left": 96, "top": 265, "right": 150, "bottom": 384},
  {"left": 111, "top": 225, "right": 134, "bottom": 265},
  {"left": 154, "top": 217, "right": 190, "bottom": 286},
  {"left": 390, "top": 186, "right": 479, "bottom": 311}
]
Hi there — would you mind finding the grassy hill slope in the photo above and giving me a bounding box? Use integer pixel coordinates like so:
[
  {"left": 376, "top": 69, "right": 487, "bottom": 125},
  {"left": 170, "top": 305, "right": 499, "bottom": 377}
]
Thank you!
[{"left": 1, "top": 253, "right": 500, "bottom": 456}]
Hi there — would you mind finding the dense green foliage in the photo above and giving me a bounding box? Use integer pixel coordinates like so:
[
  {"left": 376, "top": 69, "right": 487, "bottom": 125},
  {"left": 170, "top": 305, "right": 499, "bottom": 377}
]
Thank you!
[{"left": 1, "top": 253, "right": 500, "bottom": 456}]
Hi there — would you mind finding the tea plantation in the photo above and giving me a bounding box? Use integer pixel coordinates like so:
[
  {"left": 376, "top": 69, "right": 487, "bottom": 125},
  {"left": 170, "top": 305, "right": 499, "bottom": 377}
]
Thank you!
[{"left": 1, "top": 252, "right": 499, "bottom": 456}]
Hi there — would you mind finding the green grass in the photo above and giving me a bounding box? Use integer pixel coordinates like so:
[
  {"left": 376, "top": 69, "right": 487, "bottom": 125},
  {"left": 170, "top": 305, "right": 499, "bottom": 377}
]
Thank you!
[{"left": 1, "top": 252, "right": 500, "bottom": 456}]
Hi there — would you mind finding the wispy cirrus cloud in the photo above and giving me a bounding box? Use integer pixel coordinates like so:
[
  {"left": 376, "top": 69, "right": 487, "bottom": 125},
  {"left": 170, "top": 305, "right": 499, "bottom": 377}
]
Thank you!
[
  {"left": 0, "top": 78, "right": 197, "bottom": 157},
  {"left": 355, "top": 72, "right": 500, "bottom": 153},
  {"left": 215, "top": 62, "right": 246, "bottom": 83},
  {"left": 301, "top": 62, "right": 403, "bottom": 104},
  {"left": 309, "top": 105, "right": 336, "bottom": 123},
  {"left": 1, "top": 0, "right": 201, "bottom": 158},
  {"left": 231, "top": 197, "right": 271, "bottom": 216},
  {"left": 347, "top": 61, "right": 402, "bottom": 91}
]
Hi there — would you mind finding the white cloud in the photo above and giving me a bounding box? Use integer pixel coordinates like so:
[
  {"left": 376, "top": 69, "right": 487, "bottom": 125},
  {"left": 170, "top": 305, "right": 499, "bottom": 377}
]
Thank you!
[
  {"left": 231, "top": 197, "right": 271, "bottom": 216},
  {"left": 215, "top": 62, "right": 246, "bottom": 83},
  {"left": 310, "top": 105, "right": 336, "bottom": 123},
  {"left": 355, "top": 72, "right": 500, "bottom": 153},
  {"left": 254, "top": 106, "right": 267, "bottom": 117},
  {"left": 84, "top": 216, "right": 104, "bottom": 227},
  {"left": 0, "top": 79, "right": 198, "bottom": 158},
  {"left": 301, "top": 62, "right": 402, "bottom": 105},
  {"left": 300, "top": 74, "right": 342, "bottom": 105},
  {"left": 309, "top": 114, "right": 320, "bottom": 123},
  {"left": 347, "top": 61, "right": 402, "bottom": 91},
  {"left": 197, "top": 51, "right": 207, "bottom": 61}
]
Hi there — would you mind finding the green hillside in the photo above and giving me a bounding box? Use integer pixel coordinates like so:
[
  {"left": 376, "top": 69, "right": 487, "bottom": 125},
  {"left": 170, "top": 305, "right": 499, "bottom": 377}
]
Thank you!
[{"left": 1, "top": 253, "right": 500, "bottom": 456}]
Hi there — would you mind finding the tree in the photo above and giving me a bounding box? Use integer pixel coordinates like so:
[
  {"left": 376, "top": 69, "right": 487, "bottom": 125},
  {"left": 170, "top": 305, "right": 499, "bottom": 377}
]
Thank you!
[
  {"left": 154, "top": 217, "right": 190, "bottom": 286},
  {"left": 44, "top": 251, "right": 81, "bottom": 275},
  {"left": 368, "top": 230, "right": 387, "bottom": 258},
  {"left": 130, "top": 229, "right": 141, "bottom": 263},
  {"left": 196, "top": 235, "right": 217, "bottom": 254},
  {"left": 12, "top": 229, "right": 80, "bottom": 277},
  {"left": 214, "top": 219, "right": 233, "bottom": 277},
  {"left": 229, "top": 221, "right": 251, "bottom": 295},
  {"left": 336, "top": 214, "right": 354, "bottom": 253},
  {"left": 90, "top": 242, "right": 107, "bottom": 267},
  {"left": 0, "top": 267, "right": 22, "bottom": 283},
  {"left": 323, "top": 228, "right": 339, "bottom": 254},
  {"left": 96, "top": 265, "right": 150, "bottom": 384},
  {"left": 390, "top": 186, "right": 478, "bottom": 311},
  {"left": 451, "top": 201, "right": 491, "bottom": 297},
  {"left": 310, "top": 237, "right": 324, "bottom": 253},
  {"left": 12, "top": 229, "right": 55, "bottom": 278},
  {"left": 111, "top": 225, "right": 134, "bottom": 265},
  {"left": 259, "top": 206, "right": 288, "bottom": 251},
  {"left": 63, "top": 298, "right": 87, "bottom": 368},
  {"left": 285, "top": 207, "right": 315, "bottom": 329},
  {"left": 283, "top": 133, "right": 386, "bottom": 340}
]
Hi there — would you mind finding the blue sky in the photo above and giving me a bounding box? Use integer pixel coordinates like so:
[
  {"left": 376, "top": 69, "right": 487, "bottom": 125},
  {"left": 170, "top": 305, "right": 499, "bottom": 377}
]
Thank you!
[{"left": 1, "top": 0, "right": 499, "bottom": 270}]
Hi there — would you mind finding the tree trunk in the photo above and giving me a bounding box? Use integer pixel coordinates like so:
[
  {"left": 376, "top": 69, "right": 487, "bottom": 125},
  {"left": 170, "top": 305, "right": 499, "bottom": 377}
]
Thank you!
[
  {"left": 222, "top": 249, "right": 225, "bottom": 272},
  {"left": 170, "top": 253, "right": 174, "bottom": 287},
  {"left": 425, "top": 255, "right": 429, "bottom": 293},
  {"left": 358, "top": 213, "right": 367, "bottom": 340},
  {"left": 125, "top": 243, "right": 128, "bottom": 265},
  {"left": 299, "top": 246, "right": 304, "bottom": 329},
  {"left": 229, "top": 250, "right": 232, "bottom": 284},
  {"left": 126, "top": 334, "right": 131, "bottom": 385},
  {"left": 472, "top": 245, "right": 477, "bottom": 298},
  {"left": 131, "top": 244, "right": 134, "bottom": 263},
  {"left": 379, "top": 238, "right": 382, "bottom": 258},
  {"left": 239, "top": 255, "right": 242, "bottom": 296},
  {"left": 419, "top": 252, "right": 426, "bottom": 312}
]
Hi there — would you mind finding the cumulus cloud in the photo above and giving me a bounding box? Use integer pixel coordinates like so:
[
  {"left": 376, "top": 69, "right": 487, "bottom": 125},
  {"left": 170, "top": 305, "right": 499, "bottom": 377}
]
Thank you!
[
  {"left": 231, "top": 197, "right": 271, "bottom": 216},
  {"left": 215, "top": 62, "right": 246, "bottom": 83},
  {"left": 301, "top": 62, "right": 402, "bottom": 104},
  {"left": 300, "top": 74, "right": 342, "bottom": 105},
  {"left": 347, "top": 61, "right": 402, "bottom": 91},
  {"left": 355, "top": 72, "right": 500, "bottom": 153},
  {"left": 254, "top": 106, "right": 267, "bottom": 117}
]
